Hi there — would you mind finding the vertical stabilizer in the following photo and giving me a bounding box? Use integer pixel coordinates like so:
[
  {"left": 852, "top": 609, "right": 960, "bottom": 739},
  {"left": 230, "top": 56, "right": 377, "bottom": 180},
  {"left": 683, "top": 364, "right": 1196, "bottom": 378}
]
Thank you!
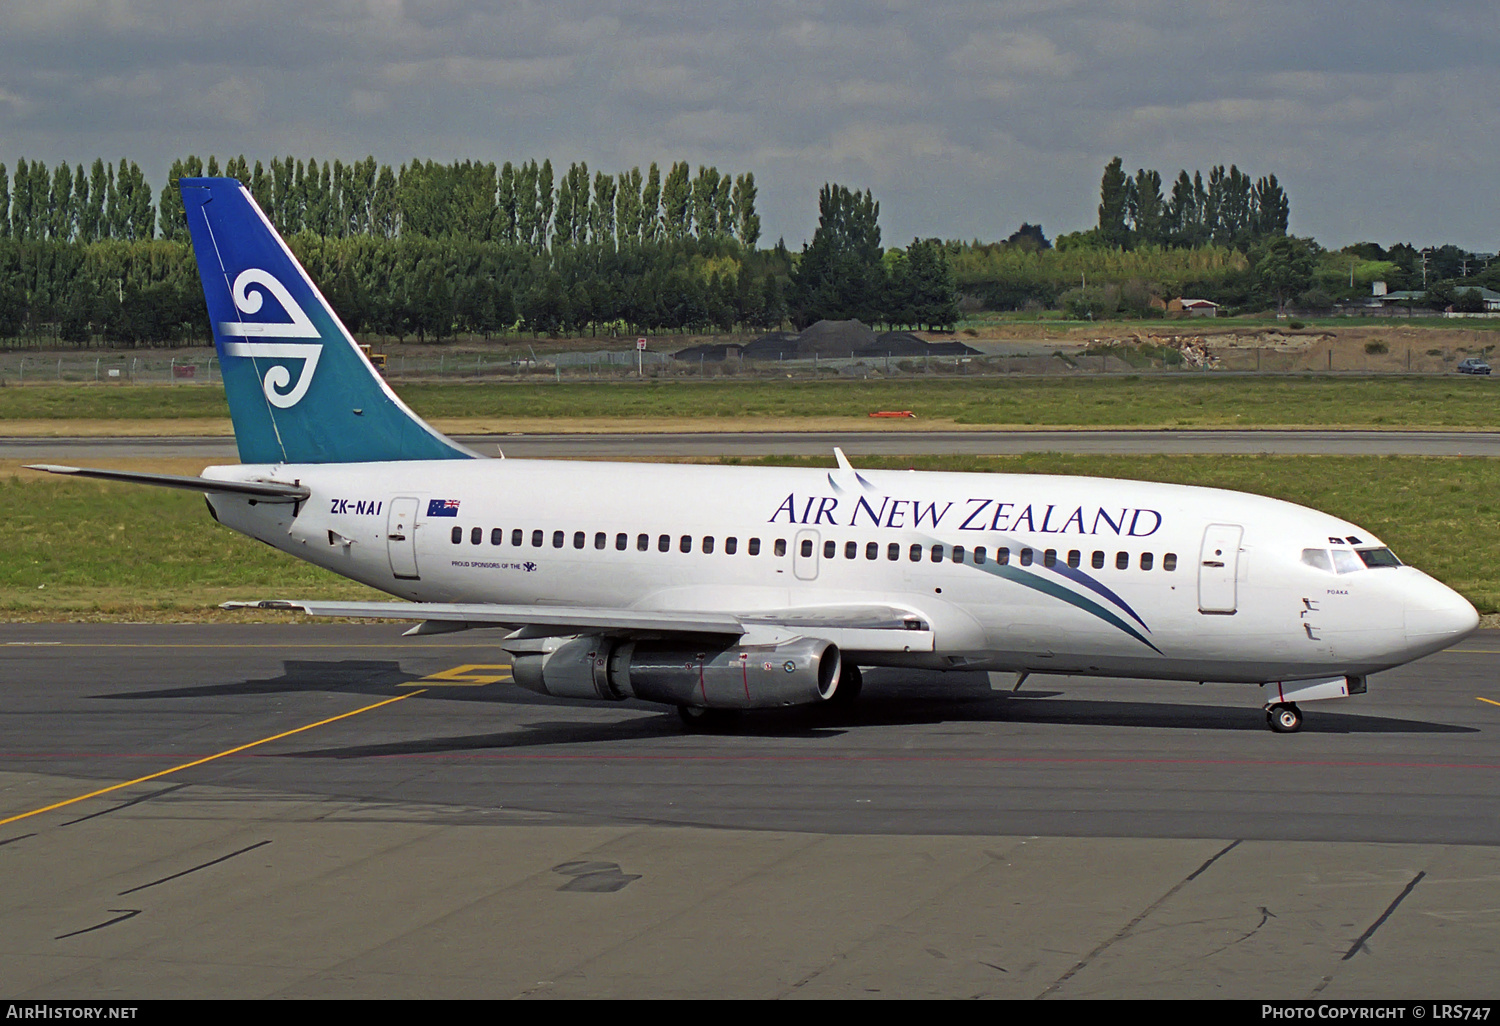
[{"left": 180, "top": 177, "right": 475, "bottom": 465}]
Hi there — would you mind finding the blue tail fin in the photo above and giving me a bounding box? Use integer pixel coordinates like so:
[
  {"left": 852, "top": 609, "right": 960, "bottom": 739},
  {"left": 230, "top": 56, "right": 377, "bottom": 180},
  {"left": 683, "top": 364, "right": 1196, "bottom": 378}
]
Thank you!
[{"left": 180, "top": 177, "right": 475, "bottom": 465}]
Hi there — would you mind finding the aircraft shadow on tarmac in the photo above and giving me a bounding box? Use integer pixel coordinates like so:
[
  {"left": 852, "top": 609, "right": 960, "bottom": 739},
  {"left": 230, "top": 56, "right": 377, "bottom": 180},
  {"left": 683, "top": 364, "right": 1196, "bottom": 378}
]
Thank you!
[
  {"left": 100, "top": 661, "right": 1474, "bottom": 744},
  {"left": 97, "top": 659, "right": 428, "bottom": 700},
  {"left": 284, "top": 696, "right": 1473, "bottom": 762}
]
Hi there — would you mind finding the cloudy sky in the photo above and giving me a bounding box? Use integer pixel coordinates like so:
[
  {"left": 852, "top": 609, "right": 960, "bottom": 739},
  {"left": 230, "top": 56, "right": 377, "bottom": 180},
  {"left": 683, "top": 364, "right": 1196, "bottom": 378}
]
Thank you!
[{"left": 2, "top": 1, "right": 1496, "bottom": 251}]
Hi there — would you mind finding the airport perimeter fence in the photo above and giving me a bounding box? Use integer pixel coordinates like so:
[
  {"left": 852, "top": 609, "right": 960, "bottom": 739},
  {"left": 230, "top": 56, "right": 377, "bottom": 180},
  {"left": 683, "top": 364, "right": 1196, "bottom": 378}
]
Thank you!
[{"left": 0, "top": 344, "right": 1484, "bottom": 386}]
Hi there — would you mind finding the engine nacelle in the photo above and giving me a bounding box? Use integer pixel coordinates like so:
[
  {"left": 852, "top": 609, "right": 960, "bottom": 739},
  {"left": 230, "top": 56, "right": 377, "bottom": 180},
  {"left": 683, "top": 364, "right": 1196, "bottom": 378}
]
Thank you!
[
  {"left": 507, "top": 635, "right": 624, "bottom": 702},
  {"left": 504, "top": 634, "right": 842, "bottom": 710}
]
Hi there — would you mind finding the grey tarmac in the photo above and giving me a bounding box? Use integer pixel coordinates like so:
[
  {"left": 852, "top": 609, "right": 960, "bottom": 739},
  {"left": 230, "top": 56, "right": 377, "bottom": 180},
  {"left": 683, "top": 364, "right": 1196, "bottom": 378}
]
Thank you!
[
  {"left": 9, "top": 428, "right": 1500, "bottom": 462},
  {"left": 1, "top": 623, "right": 1497, "bottom": 999}
]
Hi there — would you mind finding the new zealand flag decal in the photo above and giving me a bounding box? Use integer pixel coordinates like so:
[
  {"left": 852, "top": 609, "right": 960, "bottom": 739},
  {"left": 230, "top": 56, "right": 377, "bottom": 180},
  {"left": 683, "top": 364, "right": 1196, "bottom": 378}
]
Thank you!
[{"left": 427, "top": 499, "right": 461, "bottom": 517}]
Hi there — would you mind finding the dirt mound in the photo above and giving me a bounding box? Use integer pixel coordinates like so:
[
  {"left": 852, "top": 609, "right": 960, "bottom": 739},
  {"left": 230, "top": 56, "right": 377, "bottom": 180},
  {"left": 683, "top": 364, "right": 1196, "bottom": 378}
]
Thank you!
[{"left": 676, "top": 320, "right": 979, "bottom": 362}]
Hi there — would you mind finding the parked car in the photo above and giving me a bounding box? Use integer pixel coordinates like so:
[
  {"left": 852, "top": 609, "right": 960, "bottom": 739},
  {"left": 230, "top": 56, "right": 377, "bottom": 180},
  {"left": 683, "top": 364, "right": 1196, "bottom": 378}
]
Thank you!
[{"left": 1456, "top": 357, "right": 1492, "bottom": 375}]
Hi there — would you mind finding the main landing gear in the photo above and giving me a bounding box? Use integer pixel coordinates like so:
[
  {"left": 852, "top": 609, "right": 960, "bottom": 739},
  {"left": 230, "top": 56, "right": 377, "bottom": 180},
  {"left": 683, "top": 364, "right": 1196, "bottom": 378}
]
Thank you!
[{"left": 1266, "top": 702, "right": 1303, "bottom": 733}]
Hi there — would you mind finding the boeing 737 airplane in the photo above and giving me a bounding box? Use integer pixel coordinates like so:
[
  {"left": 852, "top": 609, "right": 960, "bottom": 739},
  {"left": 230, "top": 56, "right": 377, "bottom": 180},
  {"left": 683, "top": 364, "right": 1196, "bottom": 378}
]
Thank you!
[{"left": 29, "top": 178, "right": 1481, "bottom": 732}]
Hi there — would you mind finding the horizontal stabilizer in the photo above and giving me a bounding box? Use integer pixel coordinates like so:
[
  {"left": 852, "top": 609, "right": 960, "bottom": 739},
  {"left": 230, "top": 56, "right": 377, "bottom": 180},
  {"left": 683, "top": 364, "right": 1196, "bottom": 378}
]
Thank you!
[{"left": 26, "top": 465, "right": 309, "bottom": 502}]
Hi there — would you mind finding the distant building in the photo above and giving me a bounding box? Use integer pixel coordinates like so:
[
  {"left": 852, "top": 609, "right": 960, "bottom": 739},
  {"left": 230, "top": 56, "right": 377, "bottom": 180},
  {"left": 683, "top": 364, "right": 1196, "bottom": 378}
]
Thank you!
[
  {"left": 1168, "top": 298, "right": 1219, "bottom": 318},
  {"left": 1456, "top": 286, "right": 1500, "bottom": 312},
  {"left": 1374, "top": 285, "right": 1500, "bottom": 316}
]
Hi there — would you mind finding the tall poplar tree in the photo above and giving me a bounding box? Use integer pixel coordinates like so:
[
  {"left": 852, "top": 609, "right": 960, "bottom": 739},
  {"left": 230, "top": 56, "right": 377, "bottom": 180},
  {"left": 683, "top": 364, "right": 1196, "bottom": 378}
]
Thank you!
[
  {"left": 662, "top": 161, "right": 690, "bottom": 240},
  {"left": 641, "top": 163, "right": 662, "bottom": 242},
  {"left": 1097, "top": 156, "right": 1129, "bottom": 249},
  {"left": 732, "top": 172, "right": 760, "bottom": 248}
]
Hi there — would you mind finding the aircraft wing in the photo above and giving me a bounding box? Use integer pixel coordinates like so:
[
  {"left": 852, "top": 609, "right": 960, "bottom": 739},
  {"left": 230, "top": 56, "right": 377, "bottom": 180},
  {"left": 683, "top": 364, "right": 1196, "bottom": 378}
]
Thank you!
[{"left": 222, "top": 600, "right": 935, "bottom": 652}]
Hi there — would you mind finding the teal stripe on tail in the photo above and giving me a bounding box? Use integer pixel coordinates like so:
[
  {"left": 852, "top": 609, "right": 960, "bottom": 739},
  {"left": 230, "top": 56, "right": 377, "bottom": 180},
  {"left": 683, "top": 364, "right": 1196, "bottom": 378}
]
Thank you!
[{"left": 181, "top": 177, "right": 475, "bottom": 465}]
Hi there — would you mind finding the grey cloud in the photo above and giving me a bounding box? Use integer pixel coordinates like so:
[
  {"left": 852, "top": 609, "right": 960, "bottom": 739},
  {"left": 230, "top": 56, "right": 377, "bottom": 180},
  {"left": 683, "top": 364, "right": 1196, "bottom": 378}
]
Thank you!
[{"left": 0, "top": 1, "right": 1493, "bottom": 248}]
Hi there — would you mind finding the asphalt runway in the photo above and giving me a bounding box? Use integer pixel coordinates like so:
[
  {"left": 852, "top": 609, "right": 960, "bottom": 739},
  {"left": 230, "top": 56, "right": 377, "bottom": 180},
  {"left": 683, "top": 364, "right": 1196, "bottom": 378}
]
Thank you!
[
  {"left": 9, "top": 428, "right": 1500, "bottom": 462},
  {"left": 2, "top": 623, "right": 1498, "bottom": 998}
]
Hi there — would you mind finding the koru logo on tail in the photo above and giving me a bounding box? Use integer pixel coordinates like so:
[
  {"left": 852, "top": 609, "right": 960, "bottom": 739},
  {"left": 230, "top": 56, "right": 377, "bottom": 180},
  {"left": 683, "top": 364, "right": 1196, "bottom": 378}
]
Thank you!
[{"left": 218, "top": 269, "right": 323, "bottom": 408}]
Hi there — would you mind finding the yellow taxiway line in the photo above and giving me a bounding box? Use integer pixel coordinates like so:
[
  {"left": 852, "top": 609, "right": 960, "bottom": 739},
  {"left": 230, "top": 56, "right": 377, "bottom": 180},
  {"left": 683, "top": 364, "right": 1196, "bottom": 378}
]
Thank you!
[{"left": 0, "top": 689, "right": 427, "bottom": 827}]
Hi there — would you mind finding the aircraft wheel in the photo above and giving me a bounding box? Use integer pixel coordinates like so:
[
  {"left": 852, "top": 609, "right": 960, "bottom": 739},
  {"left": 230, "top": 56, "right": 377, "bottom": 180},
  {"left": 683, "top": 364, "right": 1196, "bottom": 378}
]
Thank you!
[
  {"left": 829, "top": 663, "right": 863, "bottom": 707},
  {"left": 1266, "top": 702, "right": 1302, "bottom": 733},
  {"left": 677, "top": 705, "right": 734, "bottom": 731}
]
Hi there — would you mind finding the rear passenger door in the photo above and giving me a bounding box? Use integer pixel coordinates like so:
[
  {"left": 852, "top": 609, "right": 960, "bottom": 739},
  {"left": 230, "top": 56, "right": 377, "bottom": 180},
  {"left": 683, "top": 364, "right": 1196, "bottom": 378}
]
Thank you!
[{"left": 387, "top": 497, "right": 421, "bottom": 580}]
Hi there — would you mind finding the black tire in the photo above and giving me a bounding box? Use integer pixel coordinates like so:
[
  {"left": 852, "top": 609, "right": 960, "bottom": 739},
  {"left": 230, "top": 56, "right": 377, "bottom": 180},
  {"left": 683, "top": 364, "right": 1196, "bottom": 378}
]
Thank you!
[
  {"left": 1267, "top": 702, "right": 1302, "bottom": 733},
  {"left": 677, "top": 705, "right": 735, "bottom": 731},
  {"left": 828, "top": 663, "right": 863, "bottom": 707}
]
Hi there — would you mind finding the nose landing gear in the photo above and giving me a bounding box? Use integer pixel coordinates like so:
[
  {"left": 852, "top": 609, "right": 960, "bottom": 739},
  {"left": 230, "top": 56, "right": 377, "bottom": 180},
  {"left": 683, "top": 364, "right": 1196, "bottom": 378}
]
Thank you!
[{"left": 1266, "top": 702, "right": 1303, "bottom": 733}]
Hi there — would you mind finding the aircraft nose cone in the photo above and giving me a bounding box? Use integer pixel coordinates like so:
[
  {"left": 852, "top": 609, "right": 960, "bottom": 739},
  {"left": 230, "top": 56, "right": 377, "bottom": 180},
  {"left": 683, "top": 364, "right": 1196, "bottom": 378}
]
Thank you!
[{"left": 1404, "top": 574, "right": 1480, "bottom": 645}]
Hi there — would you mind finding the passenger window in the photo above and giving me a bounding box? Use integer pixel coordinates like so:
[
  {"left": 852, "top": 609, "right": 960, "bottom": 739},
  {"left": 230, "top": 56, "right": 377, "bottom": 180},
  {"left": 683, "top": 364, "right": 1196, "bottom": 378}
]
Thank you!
[
  {"left": 1116, "top": 551, "right": 1129, "bottom": 569},
  {"left": 930, "top": 545, "right": 944, "bottom": 562},
  {"left": 1163, "top": 553, "right": 1177, "bottom": 571},
  {"left": 680, "top": 535, "right": 692, "bottom": 553},
  {"left": 470, "top": 526, "right": 481, "bottom": 545},
  {"left": 616, "top": 533, "right": 628, "bottom": 551},
  {"left": 748, "top": 538, "right": 761, "bottom": 555},
  {"left": 703, "top": 537, "right": 715, "bottom": 554},
  {"left": 512, "top": 528, "right": 522, "bottom": 546},
  {"left": 658, "top": 534, "right": 671, "bottom": 552},
  {"left": 866, "top": 541, "right": 879, "bottom": 560},
  {"left": 637, "top": 533, "right": 649, "bottom": 551},
  {"left": 1140, "top": 552, "right": 1153, "bottom": 571},
  {"left": 1020, "top": 548, "right": 1033, "bottom": 566},
  {"left": 909, "top": 544, "right": 922, "bottom": 562},
  {"left": 553, "top": 531, "right": 564, "bottom": 548},
  {"left": 774, "top": 539, "right": 786, "bottom": 556},
  {"left": 451, "top": 526, "right": 462, "bottom": 544},
  {"left": 845, "top": 541, "right": 858, "bottom": 559},
  {"left": 974, "top": 546, "right": 986, "bottom": 565},
  {"left": 1092, "top": 551, "right": 1105, "bottom": 569},
  {"left": 822, "top": 540, "right": 835, "bottom": 558},
  {"left": 532, "top": 529, "right": 543, "bottom": 547},
  {"left": 888, "top": 542, "right": 900, "bottom": 561},
  {"left": 725, "top": 537, "right": 737, "bottom": 555},
  {"left": 952, "top": 545, "right": 964, "bottom": 563},
  {"left": 573, "top": 531, "right": 585, "bottom": 549},
  {"left": 996, "top": 547, "right": 1010, "bottom": 565},
  {"left": 1301, "top": 548, "right": 1333, "bottom": 572},
  {"left": 595, "top": 532, "right": 606, "bottom": 550},
  {"left": 1067, "top": 550, "right": 1081, "bottom": 568},
  {"left": 491, "top": 528, "right": 503, "bottom": 546},
  {"left": 1042, "top": 549, "right": 1056, "bottom": 567},
  {"left": 802, "top": 539, "right": 814, "bottom": 557}
]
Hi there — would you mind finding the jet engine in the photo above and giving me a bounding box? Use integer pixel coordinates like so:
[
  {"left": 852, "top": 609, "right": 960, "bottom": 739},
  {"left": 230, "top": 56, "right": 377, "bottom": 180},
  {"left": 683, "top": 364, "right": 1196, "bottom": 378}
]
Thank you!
[{"left": 505, "top": 634, "right": 841, "bottom": 710}]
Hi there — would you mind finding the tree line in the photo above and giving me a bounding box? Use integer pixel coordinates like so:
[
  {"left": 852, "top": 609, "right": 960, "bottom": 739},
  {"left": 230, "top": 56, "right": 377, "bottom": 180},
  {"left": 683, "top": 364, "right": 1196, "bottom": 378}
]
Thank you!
[
  {"left": 1079, "top": 157, "right": 1290, "bottom": 252},
  {"left": 4, "top": 154, "right": 763, "bottom": 250},
  {"left": 3, "top": 150, "right": 1490, "bottom": 343},
  {"left": 0, "top": 155, "right": 956, "bottom": 346}
]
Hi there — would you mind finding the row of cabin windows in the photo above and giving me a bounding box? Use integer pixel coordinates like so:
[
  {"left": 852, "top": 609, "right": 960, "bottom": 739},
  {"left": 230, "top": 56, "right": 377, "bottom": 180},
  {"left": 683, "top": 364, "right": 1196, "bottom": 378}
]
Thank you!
[
  {"left": 447, "top": 525, "right": 1176, "bottom": 571},
  {"left": 805, "top": 538, "right": 1175, "bottom": 571},
  {"left": 452, "top": 526, "right": 769, "bottom": 556}
]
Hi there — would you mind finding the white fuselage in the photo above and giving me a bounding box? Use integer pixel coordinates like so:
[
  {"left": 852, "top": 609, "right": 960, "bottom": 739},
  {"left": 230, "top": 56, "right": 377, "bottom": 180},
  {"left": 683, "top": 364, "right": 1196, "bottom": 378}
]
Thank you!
[{"left": 203, "top": 458, "right": 1478, "bottom": 685}]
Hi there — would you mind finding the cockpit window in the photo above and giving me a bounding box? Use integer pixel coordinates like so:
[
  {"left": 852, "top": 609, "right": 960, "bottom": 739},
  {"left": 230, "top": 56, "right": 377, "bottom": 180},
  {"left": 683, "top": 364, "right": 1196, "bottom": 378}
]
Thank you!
[
  {"left": 1301, "top": 548, "right": 1333, "bottom": 572},
  {"left": 1357, "top": 547, "right": 1401, "bottom": 569},
  {"left": 1331, "top": 549, "right": 1362, "bottom": 574},
  {"left": 1305, "top": 545, "right": 1402, "bottom": 573}
]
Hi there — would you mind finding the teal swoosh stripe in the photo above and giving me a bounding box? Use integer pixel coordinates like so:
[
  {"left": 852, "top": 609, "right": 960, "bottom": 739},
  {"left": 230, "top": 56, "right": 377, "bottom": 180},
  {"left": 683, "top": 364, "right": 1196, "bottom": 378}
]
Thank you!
[{"left": 977, "top": 561, "right": 1162, "bottom": 653}]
